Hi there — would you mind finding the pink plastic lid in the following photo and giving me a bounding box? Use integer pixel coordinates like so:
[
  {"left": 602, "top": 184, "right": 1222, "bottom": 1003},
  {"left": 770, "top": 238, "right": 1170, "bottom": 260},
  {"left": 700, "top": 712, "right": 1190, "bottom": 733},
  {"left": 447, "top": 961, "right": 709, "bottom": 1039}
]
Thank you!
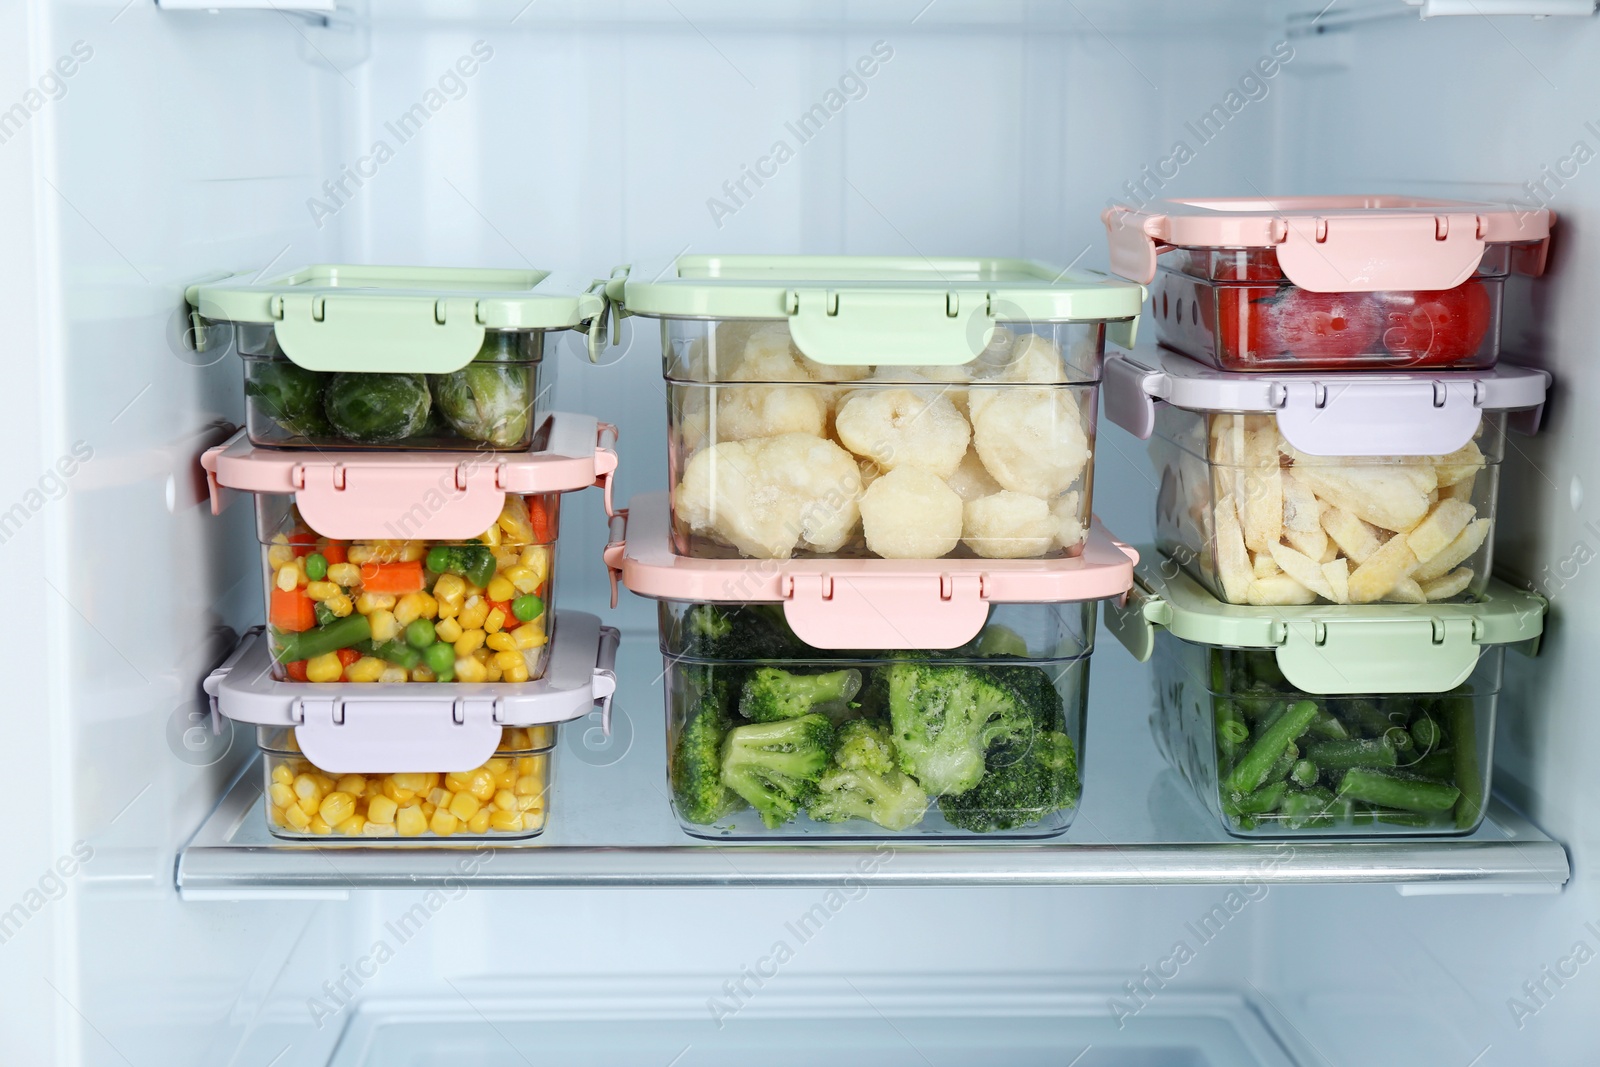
[
  {"left": 1103, "top": 196, "right": 1553, "bottom": 292},
  {"left": 607, "top": 493, "right": 1137, "bottom": 650},
  {"left": 202, "top": 411, "right": 618, "bottom": 540}
]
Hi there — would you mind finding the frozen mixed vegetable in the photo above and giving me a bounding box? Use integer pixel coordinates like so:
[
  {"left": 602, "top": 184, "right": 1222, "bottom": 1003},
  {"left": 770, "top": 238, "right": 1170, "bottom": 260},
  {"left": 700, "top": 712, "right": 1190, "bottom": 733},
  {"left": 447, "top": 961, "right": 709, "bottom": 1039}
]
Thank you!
[
  {"left": 265, "top": 496, "right": 555, "bottom": 684},
  {"left": 264, "top": 727, "right": 551, "bottom": 838}
]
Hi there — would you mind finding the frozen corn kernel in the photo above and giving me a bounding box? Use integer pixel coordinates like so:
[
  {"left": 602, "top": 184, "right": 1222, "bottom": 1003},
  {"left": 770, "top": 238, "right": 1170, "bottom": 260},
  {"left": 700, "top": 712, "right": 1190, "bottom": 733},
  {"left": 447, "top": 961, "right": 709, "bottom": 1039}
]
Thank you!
[
  {"left": 326, "top": 594, "right": 354, "bottom": 618},
  {"left": 428, "top": 787, "right": 452, "bottom": 808},
  {"left": 275, "top": 565, "right": 299, "bottom": 593},
  {"left": 493, "top": 546, "right": 521, "bottom": 571},
  {"left": 293, "top": 774, "right": 321, "bottom": 802},
  {"left": 486, "top": 576, "right": 516, "bottom": 603},
  {"left": 448, "top": 793, "right": 481, "bottom": 821},
  {"left": 344, "top": 656, "right": 386, "bottom": 683},
  {"left": 454, "top": 628, "right": 487, "bottom": 657},
  {"left": 486, "top": 632, "right": 517, "bottom": 653},
  {"left": 346, "top": 545, "right": 374, "bottom": 565},
  {"left": 362, "top": 821, "right": 397, "bottom": 838},
  {"left": 523, "top": 811, "right": 546, "bottom": 831},
  {"left": 515, "top": 775, "right": 544, "bottom": 797},
  {"left": 309, "top": 816, "right": 332, "bottom": 835},
  {"left": 454, "top": 656, "right": 488, "bottom": 683},
  {"left": 489, "top": 810, "right": 523, "bottom": 833},
  {"left": 503, "top": 730, "right": 529, "bottom": 750},
  {"left": 305, "top": 580, "right": 340, "bottom": 601},
  {"left": 434, "top": 617, "right": 464, "bottom": 644},
  {"left": 479, "top": 523, "right": 501, "bottom": 548},
  {"left": 326, "top": 562, "right": 361, "bottom": 587},
  {"left": 271, "top": 763, "right": 294, "bottom": 787},
  {"left": 492, "top": 650, "right": 523, "bottom": 673},
  {"left": 305, "top": 652, "right": 343, "bottom": 682},
  {"left": 429, "top": 809, "right": 460, "bottom": 836},
  {"left": 319, "top": 792, "right": 356, "bottom": 825},
  {"left": 393, "top": 593, "right": 424, "bottom": 626},
  {"left": 395, "top": 805, "right": 427, "bottom": 836},
  {"left": 366, "top": 795, "right": 398, "bottom": 825},
  {"left": 484, "top": 663, "right": 502, "bottom": 682},
  {"left": 504, "top": 565, "right": 539, "bottom": 595},
  {"left": 355, "top": 592, "right": 397, "bottom": 615},
  {"left": 336, "top": 815, "right": 366, "bottom": 837},
  {"left": 436, "top": 599, "right": 460, "bottom": 621},
  {"left": 493, "top": 789, "right": 517, "bottom": 812},
  {"left": 411, "top": 666, "right": 436, "bottom": 682},
  {"left": 268, "top": 539, "right": 295, "bottom": 569},
  {"left": 503, "top": 663, "right": 530, "bottom": 684},
  {"left": 270, "top": 805, "right": 289, "bottom": 827},
  {"left": 383, "top": 779, "right": 416, "bottom": 804},
  {"left": 515, "top": 754, "right": 538, "bottom": 774},
  {"left": 368, "top": 609, "right": 399, "bottom": 643},
  {"left": 467, "top": 808, "right": 492, "bottom": 835},
  {"left": 515, "top": 794, "right": 544, "bottom": 813},
  {"left": 378, "top": 666, "right": 409, "bottom": 684},
  {"left": 510, "top": 622, "right": 546, "bottom": 650},
  {"left": 387, "top": 771, "right": 424, "bottom": 793},
  {"left": 484, "top": 608, "right": 506, "bottom": 634},
  {"left": 458, "top": 597, "right": 489, "bottom": 631},
  {"left": 433, "top": 574, "right": 466, "bottom": 604},
  {"left": 284, "top": 804, "right": 312, "bottom": 830},
  {"left": 269, "top": 782, "right": 296, "bottom": 809},
  {"left": 335, "top": 774, "right": 366, "bottom": 795},
  {"left": 420, "top": 801, "right": 437, "bottom": 820}
]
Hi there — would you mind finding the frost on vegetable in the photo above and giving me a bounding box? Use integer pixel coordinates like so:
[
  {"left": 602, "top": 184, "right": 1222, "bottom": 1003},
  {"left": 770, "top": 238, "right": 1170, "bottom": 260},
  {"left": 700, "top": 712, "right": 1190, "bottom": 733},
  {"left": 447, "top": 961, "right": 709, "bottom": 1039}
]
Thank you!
[
  {"left": 962, "top": 491, "right": 1057, "bottom": 559},
  {"left": 945, "top": 446, "right": 1002, "bottom": 503},
  {"left": 835, "top": 388, "right": 971, "bottom": 479},
  {"left": 969, "top": 385, "right": 1090, "bottom": 499},
  {"left": 859, "top": 467, "right": 964, "bottom": 559},
  {"left": 323, "top": 372, "right": 432, "bottom": 444},
  {"left": 714, "top": 385, "right": 828, "bottom": 442},
  {"left": 431, "top": 363, "right": 533, "bottom": 447},
  {"left": 246, "top": 361, "right": 331, "bottom": 439}
]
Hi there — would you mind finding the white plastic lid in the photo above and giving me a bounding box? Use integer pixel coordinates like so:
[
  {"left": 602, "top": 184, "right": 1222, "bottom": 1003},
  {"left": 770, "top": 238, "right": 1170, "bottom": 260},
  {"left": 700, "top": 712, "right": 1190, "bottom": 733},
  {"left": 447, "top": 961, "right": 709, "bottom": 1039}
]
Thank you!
[
  {"left": 1103, "top": 345, "right": 1550, "bottom": 457},
  {"left": 203, "top": 612, "right": 619, "bottom": 775}
]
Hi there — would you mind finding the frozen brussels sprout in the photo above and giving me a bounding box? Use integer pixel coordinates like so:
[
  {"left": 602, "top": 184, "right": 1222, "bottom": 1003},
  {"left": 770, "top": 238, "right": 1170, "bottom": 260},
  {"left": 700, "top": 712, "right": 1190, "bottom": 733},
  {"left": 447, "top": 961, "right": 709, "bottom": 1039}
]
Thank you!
[
  {"left": 431, "top": 363, "right": 533, "bottom": 448},
  {"left": 246, "top": 361, "right": 330, "bottom": 438},
  {"left": 323, "top": 372, "right": 432, "bottom": 444}
]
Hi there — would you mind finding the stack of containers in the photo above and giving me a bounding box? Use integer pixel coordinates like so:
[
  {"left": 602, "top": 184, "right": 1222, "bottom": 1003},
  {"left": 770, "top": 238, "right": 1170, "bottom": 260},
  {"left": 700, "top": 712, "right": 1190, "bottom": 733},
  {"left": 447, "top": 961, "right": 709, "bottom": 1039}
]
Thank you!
[
  {"left": 1101, "top": 196, "right": 1554, "bottom": 836},
  {"left": 188, "top": 266, "right": 621, "bottom": 841},
  {"left": 603, "top": 255, "right": 1145, "bottom": 838}
]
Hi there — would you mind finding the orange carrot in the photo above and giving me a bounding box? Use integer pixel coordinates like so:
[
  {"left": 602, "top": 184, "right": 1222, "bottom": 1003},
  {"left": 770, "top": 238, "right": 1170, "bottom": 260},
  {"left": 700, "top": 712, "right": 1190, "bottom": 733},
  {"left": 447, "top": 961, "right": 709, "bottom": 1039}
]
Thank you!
[
  {"left": 320, "top": 542, "right": 348, "bottom": 565},
  {"left": 288, "top": 531, "right": 318, "bottom": 558},
  {"left": 285, "top": 659, "right": 309, "bottom": 682},
  {"left": 358, "top": 560, "right": 426, "bottom": 594},
  {"left": 270, "top": 587, "right": 317, "bottom": 632},
  {"left": 336, "top": 648, "right": 362, "bottom": 668},
  {"left": 528, "top": 497, "right": 554, "bottom": 543}
]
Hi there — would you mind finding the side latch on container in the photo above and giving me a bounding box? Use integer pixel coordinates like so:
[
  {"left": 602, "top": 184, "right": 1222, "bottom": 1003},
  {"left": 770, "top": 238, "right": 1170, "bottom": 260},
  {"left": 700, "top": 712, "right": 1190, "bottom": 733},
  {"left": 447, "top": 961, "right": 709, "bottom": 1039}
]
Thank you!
[
  {"left": 781, "top": 572, "right": 990, "bottom": 650},
  {"left": 1275, "top": 616, "right": 1481, "bottom": 695},
  {"left": 785, "top": 287, "right": 996, "bottom": 367},
  {"left": 292, "top": 694, "right": 504, "bottom": 774}
]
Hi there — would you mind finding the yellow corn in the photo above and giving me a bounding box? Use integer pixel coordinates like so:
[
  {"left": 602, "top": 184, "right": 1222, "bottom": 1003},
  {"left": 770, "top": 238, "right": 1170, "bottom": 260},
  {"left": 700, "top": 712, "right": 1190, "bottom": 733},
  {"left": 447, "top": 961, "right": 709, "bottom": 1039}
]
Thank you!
[
  {"left": 411, "top": 666, "right": 436, "bottom": 683},
  {"left": 486, "top": 631, "right": 517, "bottom": 653},
  {"left": 448, "top": 792, "right": 481, "bottom": 821},
  {"left": 336, "top": 815, "right": 366, "bottom": 837},
  {"left": 434, "top": 617, "right": 464, "bottom": 644},
  {"left": 395, "top": 805, "right": 427, "bottom": 837},
  {"left": 493, "top": 546, "right": 521, "bottom": 571},
  {"left": 269, "top": 805, "right": 289, "bottom": 827},
  {"left": 434, "top": 573, "right": 466, "bottom": 604},
  {"left": 479, "top": 522, "right": 501, "bottom": 547},
  {"left": 454, "top": 628, "right": 486, "bottom": 657},
  {"left": 510, "top": 622, "right": 546, "bottom": 650},
  {"left": 382, "top": 779, "right": 416, "bottom": 804},
  {"left": 485, "top": 663, "right": 502, "bottom": 682},
  {"left": 346, "top": 545, "right": 375, "bottom": 564},
  {"left": 466, "top": 808, "right": 492, "bottom": 834},
  {"left": 492, "top": 650, "right": 524, "bottom": 673},
  {"left": 430, "top": 809, "right": 460, "bottom": 836},
  {"left": 368, "top": 609, "right": 399, "bottom": 643},
  {"left": 308, "top": 815, "right": 332, "bottom": 835},
  {"left": 284, "top": 804, "right": 312, "bottom": 830},
  {"left": 503, "top": 663, "right": 530, "bottom": 683},
  {"left": 378, "top": 666, "right": 408, "bottom": 684},
  {"left": 484, "top": 608, "right": 506, "bottom": 634},
  {"left": 489, "top": 810, "right": 523, "bottom": 833},
  {"left": 325, "top": 593, "right": 354, "bottom": 618},
  {"left": 399, "top": 541, "right": 426, "bottom": 562},
  {"left": 362, "top": 822, "right": 397, "bottom": 838},
  {"left": 319, "top": 792, "right": 356, "bottom": 824},
  {"left": 304, "top": 581, "right": 339, "bottom": 601},
  {"left": 515, "top": 774, "right": 544, "bottom": 797},
  {"left": 523, "top": 811, "right": 546, "bottom": 831},
  {"left": 335, "top": 775, "right": 365, "bottom": 795},
  {"left": 503, "top": 565, "right": 538, "bottom": 595},
  {"left": 436, "top": 599, "right": 459, "bottom": 621},
  {"left": 458, "top": 597, "right": 488, "bottom": 631},
  {"left": 327, "top": 562, "right": 361, "bottom": 587},
  {"left": 267, "top": 537, "right": 295, "bottom": 569},
  {"left": 366, "top": 795, "right": 398, "bottom": 825},
  {"left": 268, "top": 782, "right": 296, "bottom": 809},
  {"left": 515, "top": 794, "right": 545, "bottom": 814},
  {"left": 275, "top": 565, "right": 298, "bottom": 593},
  {"left": 419, "top": 801, "right": 436, "bottom": 820},
  {"left": 415, "top": 592, "right": 439, "bottom": 619},
  {"left": 355, "top": 592, "right": 396, "bottom": 615},
  {"left": 454, "top": 656, "right": 488, "bottom": 684},
  {"left": 516, "top": 755, "right": 539, "bottom": 775},
  {"left": 270, "top": 763, "right": 294, "bottom": 786},
  {"left": 304, "top": 653, "right": 342, "bottom": 682},
  {"left": 486, "top": 575, "right": 516, "bottom": 603},
  {"left": 493, "top": 789, "right": 517, "bottom": 812},
  {"left": 344, "top": 656, "right": 386, "bottom": 683}
]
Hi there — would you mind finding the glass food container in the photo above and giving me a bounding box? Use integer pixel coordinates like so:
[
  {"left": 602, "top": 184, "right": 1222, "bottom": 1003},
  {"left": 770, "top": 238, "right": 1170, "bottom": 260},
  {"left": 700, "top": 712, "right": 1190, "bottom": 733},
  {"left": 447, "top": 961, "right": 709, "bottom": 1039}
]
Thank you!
[
  {"left": 187, "top": 264, "right": 608, "bottom": 450},
  {"left": 1104, "top": 196, "right": 1552, "bottom": 372},
  {"left": 255, "top": 492, "right": 557, "bottom": 684},
  {"left": 259, "top": 725, "right": 553, "bottom": 840},
  {"left": 613, "top": 255, "right": 1145, "bottom": 562},
  {"left": 1102, "top": 347, "right": 1549, "bottom": 606},
  {"left": 1106, "top": 560, "right": 1545, "bottom": 838},
  {"left": 658, "top": 599, "right": 1095, "bottom": 839}
]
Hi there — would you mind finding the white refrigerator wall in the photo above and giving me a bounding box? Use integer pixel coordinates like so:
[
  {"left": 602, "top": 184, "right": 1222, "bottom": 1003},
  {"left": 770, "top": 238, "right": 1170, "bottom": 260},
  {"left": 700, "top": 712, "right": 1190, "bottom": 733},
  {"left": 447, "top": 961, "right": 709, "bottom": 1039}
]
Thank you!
[{"left": 4, "top": 3, "right": 1596, "bottom": 1065}]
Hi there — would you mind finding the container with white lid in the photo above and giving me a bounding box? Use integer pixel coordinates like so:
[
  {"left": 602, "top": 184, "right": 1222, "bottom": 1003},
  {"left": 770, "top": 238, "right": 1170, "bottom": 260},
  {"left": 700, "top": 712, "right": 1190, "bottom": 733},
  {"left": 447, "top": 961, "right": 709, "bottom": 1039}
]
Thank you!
[
  {"left": 1103, "top": 196, "right": 1553, "bottom": 372},
  {"left": 610, "top": 255, "right": 1145, "bottom": 563},
  {"left": 1102, "top": 345, "right": 1549, "bottom": 606}
]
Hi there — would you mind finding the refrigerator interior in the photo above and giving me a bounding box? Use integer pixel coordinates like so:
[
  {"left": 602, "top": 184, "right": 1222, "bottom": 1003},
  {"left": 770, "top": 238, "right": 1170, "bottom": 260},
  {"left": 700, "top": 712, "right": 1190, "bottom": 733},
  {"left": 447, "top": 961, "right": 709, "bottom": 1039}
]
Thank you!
[{"left": 3, "top": 1, "right": 1598, "bottom": 1064}]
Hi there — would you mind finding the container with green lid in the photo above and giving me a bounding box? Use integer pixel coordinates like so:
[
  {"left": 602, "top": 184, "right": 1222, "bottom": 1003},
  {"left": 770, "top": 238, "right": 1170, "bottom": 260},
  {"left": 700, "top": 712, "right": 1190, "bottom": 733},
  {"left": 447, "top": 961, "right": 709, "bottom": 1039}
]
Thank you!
[
  {"left": 610, "top": 255, "right": 1145, "bottom": 563},
  {"left": 188, "top": 265, "right": 608, "bottom": 451},
  {"left": 1105, "top": 555, "right": 1545, "bottom": 837}
]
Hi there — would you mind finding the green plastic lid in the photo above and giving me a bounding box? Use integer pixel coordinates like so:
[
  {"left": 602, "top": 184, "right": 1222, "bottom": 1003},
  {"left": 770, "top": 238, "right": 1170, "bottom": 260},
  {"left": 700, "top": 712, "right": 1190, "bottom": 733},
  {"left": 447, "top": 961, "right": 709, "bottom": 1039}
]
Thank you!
[
  {"left": 187, "top": 265, "right": 608, "bottom": 373},
  {"left": 611, "top": 255, "right": 1144, "bottom": 366},
  {"left": 1105, "top": 554, "right": 1545, "bottom": 695}
]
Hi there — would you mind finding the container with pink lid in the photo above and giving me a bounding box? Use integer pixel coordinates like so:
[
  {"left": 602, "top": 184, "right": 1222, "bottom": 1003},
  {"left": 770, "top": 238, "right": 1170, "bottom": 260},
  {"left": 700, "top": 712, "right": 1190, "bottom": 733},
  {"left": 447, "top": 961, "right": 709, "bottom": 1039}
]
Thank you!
[{"left": 1103, "top": 196, "right": 1553, "bottom": 373}]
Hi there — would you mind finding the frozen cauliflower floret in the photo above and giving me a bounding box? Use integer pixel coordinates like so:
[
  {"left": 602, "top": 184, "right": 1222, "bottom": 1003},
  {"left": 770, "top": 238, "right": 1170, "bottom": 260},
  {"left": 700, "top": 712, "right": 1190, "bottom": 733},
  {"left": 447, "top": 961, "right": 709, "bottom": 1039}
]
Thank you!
[
  {"left": 1051, "top": 490, "right": 1085, "bottom": 551},
  {"left": 963, "top": 491, "right": 1055, "bottom": 559},
  {"left": 969, "top": 386, "right": 1089, "bottom": 498},
  {"left": 860, "top": 467, "right": 963, "bottom": 559},
  {"left": 946, "top": 446, "right": 1003, "bottom": 502},
  {"left": 729, "top": 325, "right": 817, "bottom": 382},
  {"left": 835, "top": 388, "right": 971, "bottom": 479},
  {"left": 676, "top": 434, "right": 863, "bottom": 558},
  {"left": 980, "top": 332, "right": 1068, "bottom": 384},
  {"left": 969, "top": 326, "right": 1017, "bottom": 376},
  {"left": 675, "top": 389, "right": 712, "bottom": 457},
  {"left": 714, "top": 385, "right": 828, "bottom": 441}
]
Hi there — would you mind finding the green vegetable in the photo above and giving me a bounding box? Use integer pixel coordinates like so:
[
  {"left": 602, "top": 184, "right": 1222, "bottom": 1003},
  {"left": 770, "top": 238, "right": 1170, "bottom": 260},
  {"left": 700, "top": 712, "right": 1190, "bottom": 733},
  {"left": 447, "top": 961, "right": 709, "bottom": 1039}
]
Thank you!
[
  {"left": 671, "top": 677, "right": 747, "bottom": 825},
  {"left": 808, "top": 721, "right": 929, "bottom": 831},
  {"left": 423, "top": 642, "right": 456, "bottom": 677},
  {"left": 304, "top": 553, "right": 328, "bottom": 582},
  {"left": 884, "top": 662, "right": 1034, "bottom": 798},
  {"left": 985, "top": 663, "right": 1067, "bottom": 733},
  {"left": 1226, "top": 780, "right": 1287, "bottom": 818},
  {"left": 1336, "top": 767, "right": 1461, "bottom": 813},
  {"left": 973, "top": 626, "right": 1029, "bottom": 658},
  {"left": 938, "top": 730, "right": 1080, "bottom": 833},
  {"left": 1410, "top": 716, "right": 1442, "bottom": 752},
  {"left": 1289, "top": 759, "right": 1318, "bottom": 789},
  {"left": 405, "top": 619, "right": 436, "bottom": 649},
  {"left": 425, "top": 543, "right": 496, "bottom": 588},
  {"left": 314, "top": 601, "right": 337, "bottom": 627},
  {"left": 1280, "top": 787, "right": 1335, "bottom": 830},
  {"left": 245, "top": 361, "right": 330, "bottom": 438},
  {"left": 324, "top": 372, "right": 431, "bottom": 443},
  {"left": 1222, "top": 700, "right": 1317, "bottom": 796},
  {"left": 373, "top": 640, "right": 420, "bottom": 670},
  {"left": 1306, "top": 738, "right": 1397, "bottom": 774},
  {"left": 431, "top": 363, "right": 532, "bottom": 448},
  {"left": 738, "top": 667, "right": 862, "bottom": 723},
  {"left": 1444, "top": 696, "right": 1485, "bottom": 829},
  {"left": 512, "top": 594, "right": 545, "bottom": 622},
  {"left": 720, "top": 714, "right": 834, "bottom": 829},
  {"left": 1308, "top": 709, "right": 1350, "bottom": 740},
  {"left": 273, "top": 613, "right": 372, "bottom": 663}
]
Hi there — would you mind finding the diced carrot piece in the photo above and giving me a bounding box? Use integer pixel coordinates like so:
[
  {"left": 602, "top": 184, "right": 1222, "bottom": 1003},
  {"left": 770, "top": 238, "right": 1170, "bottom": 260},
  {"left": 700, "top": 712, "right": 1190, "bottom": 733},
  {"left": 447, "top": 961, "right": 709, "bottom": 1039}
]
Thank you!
[
  {"left": 358, "top": 560, "right": 426, "bottom": 594},
  {"left": 487, "top": 598, "right": 513, "bottom": 620},
  {"left": 320, "top": 542, "right": 348, "bottom": 565},
  {"left": 285, "top": 659, "right": 309, "bottom": 682},
  {"left": 528, "top": 497, "right": 554, "bottom": 543},
  {"left": 270, "top": 587, "right": 317, "bottom": 632},
  {"left": 336, "top": 648, "right": 362, "bottom": 667},
  {"left": 288, "top": 531, "right": 317, "bottom": 558}
]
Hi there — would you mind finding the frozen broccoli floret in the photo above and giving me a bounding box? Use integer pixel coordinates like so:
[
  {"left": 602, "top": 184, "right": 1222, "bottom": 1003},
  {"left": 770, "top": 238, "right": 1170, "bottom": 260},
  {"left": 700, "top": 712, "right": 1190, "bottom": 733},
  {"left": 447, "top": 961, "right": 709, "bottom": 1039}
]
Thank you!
[
  {"left": 938, "top": 730, "right": 1081, "bottom": 832},
  {"left": 687, "top": 604, "right": 734, "bottom": 643},
  {"left": 985, "top": 663, "right": 1066, "bottom": 733},
  {"left": 808, "top": 721, "right": 929, "bottom": 831},
  {"left": 738, "top": 667, "right": 862, "bottom": 723},
  {"left": 720, "top": 714, "right": 834, "bottom": 829},
  {"left": 670, "top": 603, "right": 808, "bottom": 662},
  {"left": 671, "top": 682, "right": 746, "bottom": 825},
  {"left": 885, "top": 662, "right": 1032, "bottom": 797}
]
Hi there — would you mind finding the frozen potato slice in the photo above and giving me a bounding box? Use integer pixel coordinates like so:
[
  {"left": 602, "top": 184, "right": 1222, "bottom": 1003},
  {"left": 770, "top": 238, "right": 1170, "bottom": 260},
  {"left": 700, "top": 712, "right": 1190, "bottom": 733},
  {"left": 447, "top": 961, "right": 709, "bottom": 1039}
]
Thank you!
[
  {"left": 714, "top": 385, "right": 828, "bottom": 442},
  {"left": 1209, "top": 414, "right": 1244, "bottom": 466},
  {"left": 836, "top": 388, "right": 971, "bottom": 479},
  {"left": 1051, "top": 490, "right": 1086, "bottom": 551},
  {"left": 1291, "top": 461, "right": 1436, "bottom": 533},
  {"left": 1213, "top": 495, "right": 1253, "bottom": 603},
  {"left": 1252, "top": 552, "right": 1282, "bottom": 579},
  {"left": 1441, "top": 476, "right": 1476, "bottom": 504},
  {"left": 860, "top": 467, "right": 963, "bottom": 559},
  {"left": 1322, "top": 558, "right": 1351, "bottom": 604},
  {"left": 1320, "top": 503, "right": 1382, "bottom": 564},
  {"left": 946, "top": 446, "right": 1003, "bottom": 502},
  {"left": 969, "top": 386, "right": 1090, "bottom": 498},
  {"left": 1283, "top": 473, "right": 1329, "bottom": 562},
  {"left": 675, "top": 434, "right": 863, "bottom": 559},
  {"left": 1239, "top": 465, "right": 1283, "bottom": 554},
  {"left": 1406, "top": 499, "right": 1477, "bottom": 563},
  {"left": 1284, "top": 525, "right": 1329, "bottom": 562},
  {"left": 1385, "top": 577, "right": 1427, "bottom": 604},
  {"left": 1422, "top": 567, "right": 1474, "bottom": 601},
  {"left": 1318, "top": 539, "right": 1340, "bottom": 564},
  {"left": 1247, "top": 573, "right": 1318, "bottom": 606},
  {"left": 963, "top": 491, "right": 1056, "bottom": 558},
  {"left": 1412, "top": 518, "right": 1492, "bottom": 582},
  {"left": 1347, "top": 533, "right": 1420, "bottom": 604},
  {"left": 1433, "top": 439, "right": 1487, "bottom": 488},
  {"left": 1269, "top": 542, "right": 1336, "bottom": 601}
]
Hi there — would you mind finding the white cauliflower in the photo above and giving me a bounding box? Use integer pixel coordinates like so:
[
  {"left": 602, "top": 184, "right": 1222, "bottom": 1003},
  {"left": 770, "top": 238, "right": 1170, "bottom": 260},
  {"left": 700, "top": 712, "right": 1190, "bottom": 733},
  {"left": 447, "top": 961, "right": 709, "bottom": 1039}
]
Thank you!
[
  {"left": 713, "top": 385, "right": 828, "bottom": 441},
  {"left": 979, "top": 331, "right": 1068, "bottom": 383},
  {"left": 673, "top": 387, "right": 713, "bottom": 458},
  {"left": 1052, "top": 490, "right": 1086, "bottom": 551},
  {"left": 834, "top": 387, "right": 971, "bottom": 479},
  {"left": 963, "top": 491, "right": 1056, "bottom": 558},
  {"left": 675, "top": 433, "right": 863, "bottom": 559},
  {"left": 969, "top": 326, "right": 1017, "bottom": 376},
  {"left": 969, "top": 385, "right": 1090, "bottom": 498},
  {"left": 860, "top": 467, "right": 963, "bottom": 559},
  {"left": 946, "top": 446, "right": 1002, "bottom": 502},
  {"left": 729, "top": 324, "right": 816, "bottom": 382}
]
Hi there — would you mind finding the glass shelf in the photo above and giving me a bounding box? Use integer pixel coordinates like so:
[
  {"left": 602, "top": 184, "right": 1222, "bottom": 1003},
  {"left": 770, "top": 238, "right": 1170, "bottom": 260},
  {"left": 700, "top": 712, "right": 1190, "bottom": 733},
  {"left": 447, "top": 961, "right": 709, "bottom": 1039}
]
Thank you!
[{"left": 176, "top": 630, "right": 1569, "bottom": 899}]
